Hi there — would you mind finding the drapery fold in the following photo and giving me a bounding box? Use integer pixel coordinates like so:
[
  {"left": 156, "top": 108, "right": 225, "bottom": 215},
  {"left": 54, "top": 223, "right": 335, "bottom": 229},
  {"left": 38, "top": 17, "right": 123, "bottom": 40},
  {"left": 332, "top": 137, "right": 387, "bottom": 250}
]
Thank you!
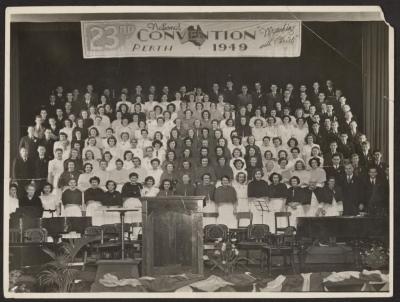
[
  {"left": 10, "top": 24, "right": 21, "bottom": 171},
  {"left": 362, "top": 22, "right": 389, "bottom": 161}
]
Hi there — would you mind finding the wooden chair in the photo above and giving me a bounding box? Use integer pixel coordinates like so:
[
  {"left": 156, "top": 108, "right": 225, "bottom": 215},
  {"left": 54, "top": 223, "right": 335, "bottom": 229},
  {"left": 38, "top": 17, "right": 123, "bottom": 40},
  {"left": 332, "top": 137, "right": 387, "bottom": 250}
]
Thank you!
[
  {"left": 98, "top": 224, "right": 121, "bottom": 259},
  {"left": 274, "top": 211, "right": 291, "bottom": 234},
  {"left": 236, "top": 212, "right": 253, "bottom": 228},
  {"left": 261, "top": 226, "right": 297, "bottom": 276},
  {"left": 236, "top": 224, "right": 270, "bottom": 266}
]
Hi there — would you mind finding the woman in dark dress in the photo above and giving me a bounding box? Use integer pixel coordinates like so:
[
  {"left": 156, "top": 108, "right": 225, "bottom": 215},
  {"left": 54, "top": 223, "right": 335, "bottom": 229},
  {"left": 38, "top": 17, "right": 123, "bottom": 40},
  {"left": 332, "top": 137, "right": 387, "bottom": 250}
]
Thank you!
[
  {"left": 157, "top": 179, "right": 175, "bottom": 197},
  {"left": 248, "top": 169, "right": 269, "bottom": 224},
  {"left": 214, "top": 175, "right": 237, "bottom": 228},
  {"left": 267, "top": 172, "right": 288, "bottom": 233}
]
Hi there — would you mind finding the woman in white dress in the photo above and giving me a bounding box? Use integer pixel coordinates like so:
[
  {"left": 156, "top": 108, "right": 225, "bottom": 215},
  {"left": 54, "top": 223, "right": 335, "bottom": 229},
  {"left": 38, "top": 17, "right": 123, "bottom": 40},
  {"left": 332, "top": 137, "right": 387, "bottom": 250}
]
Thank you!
[
  {"left": 141, "top": 176, "right": 160, "bottom": 197},
  {"left": 291, "top": 160, "right": 311, "bottom": 187},
  {"left": 252, "top": 119, "right": 266, "bottom": 146},
  {"left": 265, "top": 116, "right": 279, "bottom": 139},
  {"left": 9, "top": 184, "right": 19, "bottom": 216},
  {"left": 232, "top": 172, "right": 249, "bottom": 214},
  {"left": 83, "top": 149, "right": 99, "bottom": 173},
  {"left": 278, "top": 115, "right": 295, "bottom": 147},
  {"left": 302, "top": 134, "right": 320, "bottom": 162},
  {"left": 123, "top": 150, "right": 134, "bottom": 170},
  {"left": 48, "top": 148, "right": 65, "bottom": 196},
  {"left": 40, "top": 183, "right": 61, "bottom": 218},
  {"left": 306, "top": 146, "right": 325, "bottom": 170},
  {"left": 308, "top": 158, "right": 327, "bottom": 187},
  {"left": 293, "top": 117, "right": 308, "bottom": 150},
  {"left": 77, "top": 163, "right": 94, "bottom": 192}
]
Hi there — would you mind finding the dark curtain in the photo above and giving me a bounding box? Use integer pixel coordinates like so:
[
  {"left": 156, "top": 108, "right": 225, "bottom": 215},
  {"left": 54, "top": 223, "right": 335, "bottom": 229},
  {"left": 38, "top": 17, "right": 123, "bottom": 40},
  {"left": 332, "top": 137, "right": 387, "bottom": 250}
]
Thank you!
[
  {"left": 362, "top": 22, "right": 389, "bottom": 161},
  {"left": 10, "top": 25, "right": 21, "bottom": 170}
]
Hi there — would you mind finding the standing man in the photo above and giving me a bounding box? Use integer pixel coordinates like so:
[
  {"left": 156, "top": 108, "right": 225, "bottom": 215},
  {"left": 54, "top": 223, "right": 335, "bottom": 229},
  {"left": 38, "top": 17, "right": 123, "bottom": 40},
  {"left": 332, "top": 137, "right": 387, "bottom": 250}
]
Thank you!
[
  {"left": 12, "top": 147, "right": 34, "bottom": 190},
  {"left": 18, "top": 126, "right": 38, "bottom": 158},
  {"left": 253, "top": 82, "right": 265, "bottom": 109},
  {"left": 265, "top": 84, "right": 282, "bottom": 112},
  {"left": 339, "top": 163, "right": 362, "bottom": 215},
  {"left": 236, "top": 85, "right": 253, "bottom": 108},
  {"left": 223, "top": 79, "right": 236, "bottom": 107}
]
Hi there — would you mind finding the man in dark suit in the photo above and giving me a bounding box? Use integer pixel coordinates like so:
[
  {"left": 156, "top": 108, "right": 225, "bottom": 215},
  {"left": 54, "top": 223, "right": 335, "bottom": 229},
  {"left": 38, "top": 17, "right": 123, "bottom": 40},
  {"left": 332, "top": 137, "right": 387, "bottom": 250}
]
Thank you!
[
  {"left": 350, "top": 153, "right": 367, "bottom": 178},
  {"left": 369, "top": 149, "right": 388, "bottom": 180},
  {"left": 209, "top": 83, "right": 221, "bottom": 103},
  {"left": 236, "top": 85, "right": 253, "bottom": 108},
  {"left": 281, "top": 90, "right": 293, "bottom": 111},
  {"left": 362, "top": 166, "right": 388, "bottom": 216},
  {"left": 12, "top": 147, "right": 34, "bottom": 189},
  {"left": 38, "top": 129, "right": 55, "bottom": 160},
  {"left": 18, "top": 126, "right": 38, "bottom": 157},
  {"left": 265, "top": 84, "right": 282, "bottom": 111},
  {"left": 309, "top": 122, "right": 327, "bottom": 152},
  {"left": 324, "top": 153, "right": 345, "bottom": 180},
  {"left": 324, "top": 141, "right": 344, "bottom": 166},
  {"left": 310, "top": 81, "right": 321, "bottom": 105},
  {"left": 325, "top": 80, "right": 335, "bottom": 97},
  {"left": 34, "top": 145, "right": 49, "bottom": 191},
  {"left": 223, "top": 80, "right": 236, "bottom": 106},
  {"left": 358, "top": 141, "right": 373, "bottom": 168},
  {"left": 339, "top": 163, "right": 363, "bottom": 215},
  {"left": 79, "top": 92, "right": 95, "bottom": 111},
  {"left": 338, "top": 133, "right": 355, "bottom": 161},
  {"left": 85, "top": 84, "right": 99, "bottom": 105},
  {"left": 45, "top": 94, "right": 58, "bottom": 118},
  {"left": 252, "top": 82, "right": 265, "bottom": 109}
]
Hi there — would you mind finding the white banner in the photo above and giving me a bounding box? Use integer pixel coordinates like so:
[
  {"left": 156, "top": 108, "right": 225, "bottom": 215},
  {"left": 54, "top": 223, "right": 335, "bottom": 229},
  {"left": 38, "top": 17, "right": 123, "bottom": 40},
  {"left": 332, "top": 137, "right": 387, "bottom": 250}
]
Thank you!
[{"left": 81, "top": 20, "right": 301, "bottom": 58}]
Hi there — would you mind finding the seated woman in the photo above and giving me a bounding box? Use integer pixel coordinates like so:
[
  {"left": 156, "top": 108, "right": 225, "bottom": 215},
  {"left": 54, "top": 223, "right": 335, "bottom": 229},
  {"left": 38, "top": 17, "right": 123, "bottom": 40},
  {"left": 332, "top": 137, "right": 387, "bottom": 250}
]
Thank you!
[
  {"left": 267, "top": 172, "right": 288, "bottom": 233},
  {"left": 290, "top": 160, "right": 311, "bottom": 187},
  {"left": 19, "top": 183, "right": 43, "bottom": 218},
  {"left": 308, "top": 158, "right": 327, "bottom": 187},
  {"left": 84, "top": 176, "right": 105, "bottom": 226},
  {"left": 58, "top": 161, "right": 81, "bottom": 192},
  {"left": 232, "top": 172, "right": 250, "bottom": 226},
  {"left": 195, "top": 173, "right": 217, "bottom": 226},
  {"left": 9, "top": 183, "right": 20, "bottom": 216},
  {"left": 285, "top": 176, "right": 306, "bottom": 227},
  {"left": 302, "top": 181, "right": 323, "bottom": 217},
  {"left": 214, "top": 175, "right": 237, "bottom": 229},
  {"left": 157, "top": 179, "right": 175, "bottom": 197},
  {"left": 103, "top": 180, "right": 123, "bottom": 224},
  {"left": 61, "top": 178, "right": 82, "bottom": 217},
  {"left": 141, "top": 176, "right": 160, "bottom": 197},
  {"left": 40, "top": 182, "right": 61, "bottom": 218},
  {"left": 77, "top": 163, "right": 94, "bottom": 192},
  {"left": 121, "top": 172, "right": 143, "bottom": 224},
  {"left": 109, "top": 159, "right": 129, "bottom": 192},
  {"left": 248, "top": 169, "right": 269, "bottom": 224}
]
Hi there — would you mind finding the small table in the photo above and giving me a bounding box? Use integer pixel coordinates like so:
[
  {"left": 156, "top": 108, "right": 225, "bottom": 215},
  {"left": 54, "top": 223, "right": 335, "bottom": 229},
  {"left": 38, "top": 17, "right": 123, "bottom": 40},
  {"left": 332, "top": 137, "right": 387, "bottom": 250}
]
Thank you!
[{"left": 105, "top": 208, "right": 139, "bottom": 260}]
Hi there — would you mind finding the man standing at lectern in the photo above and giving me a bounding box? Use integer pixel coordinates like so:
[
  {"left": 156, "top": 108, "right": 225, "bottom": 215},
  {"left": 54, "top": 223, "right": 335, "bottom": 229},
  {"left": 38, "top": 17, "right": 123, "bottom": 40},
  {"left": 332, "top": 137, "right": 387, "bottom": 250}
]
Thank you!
[{"left": 339, "top": 163, "right": 363, "bottom": 216}]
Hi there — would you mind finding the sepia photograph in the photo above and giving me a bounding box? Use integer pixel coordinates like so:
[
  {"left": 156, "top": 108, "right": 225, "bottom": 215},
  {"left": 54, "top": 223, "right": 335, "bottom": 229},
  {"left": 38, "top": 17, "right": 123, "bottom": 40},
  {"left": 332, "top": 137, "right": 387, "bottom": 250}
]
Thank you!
[{"left": 3, "top": 5, "right": 394, "bottom": 298}]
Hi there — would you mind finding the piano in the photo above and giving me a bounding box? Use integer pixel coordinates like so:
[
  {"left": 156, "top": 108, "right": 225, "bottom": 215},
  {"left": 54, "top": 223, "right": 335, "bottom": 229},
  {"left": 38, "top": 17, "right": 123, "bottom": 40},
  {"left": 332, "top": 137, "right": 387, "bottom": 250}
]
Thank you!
[
  {"left": 296, "top": 216, "right": 389, "bottom": 242},
  {"left": 296, "top": 216, "right": 389, "bottom": 271}
]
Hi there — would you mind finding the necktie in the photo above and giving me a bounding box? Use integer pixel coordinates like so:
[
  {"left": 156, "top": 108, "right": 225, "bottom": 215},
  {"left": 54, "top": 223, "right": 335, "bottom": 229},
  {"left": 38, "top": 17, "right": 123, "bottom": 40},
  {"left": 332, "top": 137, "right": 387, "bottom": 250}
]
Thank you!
[{"left": 347, "top": 176, "right": 351, "bottom": 183}]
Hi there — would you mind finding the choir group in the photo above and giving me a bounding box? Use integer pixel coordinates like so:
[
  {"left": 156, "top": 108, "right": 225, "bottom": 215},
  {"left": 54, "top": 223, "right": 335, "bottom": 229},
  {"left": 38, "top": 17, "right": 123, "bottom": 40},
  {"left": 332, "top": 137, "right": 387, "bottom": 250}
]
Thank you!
[{"left": 11, "top": 79, "right": 389, "bottom": 232}]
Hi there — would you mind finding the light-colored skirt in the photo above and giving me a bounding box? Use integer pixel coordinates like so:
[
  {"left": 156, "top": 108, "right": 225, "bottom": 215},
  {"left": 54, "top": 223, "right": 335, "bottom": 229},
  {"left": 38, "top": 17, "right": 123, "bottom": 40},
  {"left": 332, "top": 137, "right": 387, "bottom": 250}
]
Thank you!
[
  {"left": 123, "top": 198, "right": 142, "bottom": 224},
  {"left": 286, "top": 203, "right": 306, "bottom": 227},
  {"left": 62, "top": 204, "right": 82, "bottom": 217},
  {"left": 42, "top": 210, "right": 59, "bottom": 218},
  {"left": 203, "top": 199, "right": 218, "bottom": 226},
  {"left": 86, "top": 201, "right": 104, "bottom": 226},
  {"left": 217, "top": 202, "right": 237, "bottom": 229}
]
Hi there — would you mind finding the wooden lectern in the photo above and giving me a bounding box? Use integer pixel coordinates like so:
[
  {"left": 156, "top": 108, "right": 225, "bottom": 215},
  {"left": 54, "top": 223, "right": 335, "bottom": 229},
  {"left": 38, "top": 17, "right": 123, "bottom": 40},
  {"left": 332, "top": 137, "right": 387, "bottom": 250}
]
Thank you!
[{"left": 139, "top": 196, "right": 205, "bottom": 276}]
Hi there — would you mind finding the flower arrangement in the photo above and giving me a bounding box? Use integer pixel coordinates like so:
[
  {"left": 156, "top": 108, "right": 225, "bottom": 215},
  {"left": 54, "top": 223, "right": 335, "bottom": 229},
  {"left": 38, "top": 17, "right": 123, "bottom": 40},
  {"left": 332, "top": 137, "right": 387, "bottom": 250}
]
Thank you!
[
  {"left": 360, "top": 241, "right": 389, "bottom": 270},
  {"left": 203, "top": 238, "right": 252, "bottom": 275}
]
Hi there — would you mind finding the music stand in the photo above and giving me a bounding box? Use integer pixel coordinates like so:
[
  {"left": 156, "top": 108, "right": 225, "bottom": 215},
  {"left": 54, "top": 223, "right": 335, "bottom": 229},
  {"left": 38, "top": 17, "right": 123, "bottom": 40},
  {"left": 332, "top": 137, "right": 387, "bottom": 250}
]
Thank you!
[
  {"left": 105, "top": 208, "right": 139, "bottom": 260},
  {"left": 92, "top": 208, "right": 141, "bottom": 289},
  {"left": 253, "top": 199, "right": 270, "bottom": 224}
]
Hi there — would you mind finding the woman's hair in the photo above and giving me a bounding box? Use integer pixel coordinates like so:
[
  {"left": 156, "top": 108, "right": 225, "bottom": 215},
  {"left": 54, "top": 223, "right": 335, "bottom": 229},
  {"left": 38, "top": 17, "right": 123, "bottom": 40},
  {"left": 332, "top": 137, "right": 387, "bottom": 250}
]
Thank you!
[{"left": 269, "top": 172, "right": 282, "bottom": 183}]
